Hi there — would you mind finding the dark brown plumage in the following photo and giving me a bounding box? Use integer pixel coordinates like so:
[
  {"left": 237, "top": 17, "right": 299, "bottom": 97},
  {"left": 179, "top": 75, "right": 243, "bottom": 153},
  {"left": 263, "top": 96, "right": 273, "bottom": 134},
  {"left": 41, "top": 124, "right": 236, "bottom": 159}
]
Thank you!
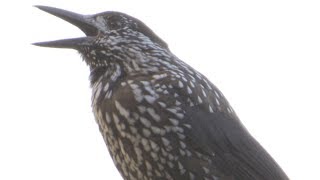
[{"left": 34, "top": 6, "right": 289, "bottom": 180}]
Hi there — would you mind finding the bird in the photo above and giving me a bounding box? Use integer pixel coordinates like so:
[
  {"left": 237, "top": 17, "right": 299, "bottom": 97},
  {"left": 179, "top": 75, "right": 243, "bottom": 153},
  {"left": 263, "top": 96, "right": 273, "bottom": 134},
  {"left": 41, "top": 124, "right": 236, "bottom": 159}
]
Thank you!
[{"left": 34, "top": 6, "right": 289, "bottom": 180}]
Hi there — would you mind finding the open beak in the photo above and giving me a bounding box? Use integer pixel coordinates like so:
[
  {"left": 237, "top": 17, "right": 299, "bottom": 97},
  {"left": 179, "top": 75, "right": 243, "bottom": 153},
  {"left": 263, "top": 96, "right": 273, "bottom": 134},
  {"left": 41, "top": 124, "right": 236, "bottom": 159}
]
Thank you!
[{"left": 33, "top": 5, "right": 97, "bottom": 49}]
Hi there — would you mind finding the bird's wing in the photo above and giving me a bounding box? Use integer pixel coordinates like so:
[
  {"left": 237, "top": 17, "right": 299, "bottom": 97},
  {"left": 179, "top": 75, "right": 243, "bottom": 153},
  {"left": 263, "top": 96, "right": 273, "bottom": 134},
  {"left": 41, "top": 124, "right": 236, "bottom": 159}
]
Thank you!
[
  {"left": 183, "top": 96, "right": 289, "bottom": 180},
  {"left": 104, "top": 70, "right": 289, "bottom": 179}
]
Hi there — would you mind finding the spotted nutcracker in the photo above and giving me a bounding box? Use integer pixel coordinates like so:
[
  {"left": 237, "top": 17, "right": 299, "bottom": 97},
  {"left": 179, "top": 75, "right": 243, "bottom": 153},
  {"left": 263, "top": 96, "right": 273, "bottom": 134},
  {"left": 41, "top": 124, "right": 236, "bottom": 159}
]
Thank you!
[{"left": 34, "top": 6, "right": 289, "bottom": 180}]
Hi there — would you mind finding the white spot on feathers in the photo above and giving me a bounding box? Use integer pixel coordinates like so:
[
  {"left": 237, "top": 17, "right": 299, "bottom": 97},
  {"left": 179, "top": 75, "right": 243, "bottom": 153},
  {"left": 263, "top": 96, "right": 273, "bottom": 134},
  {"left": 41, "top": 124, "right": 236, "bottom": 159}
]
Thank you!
[
  {"left": 140, "top": 117, "right": 151, "bottom": 128},
  {"left": 145, "top": 95, "right": 156, "bottom": 104},
  {"left": 147, "top": 107, "right": 161, "bottom": 122},
  {"left": 115, "top": 101, "right": 130, "bottom": 118}
]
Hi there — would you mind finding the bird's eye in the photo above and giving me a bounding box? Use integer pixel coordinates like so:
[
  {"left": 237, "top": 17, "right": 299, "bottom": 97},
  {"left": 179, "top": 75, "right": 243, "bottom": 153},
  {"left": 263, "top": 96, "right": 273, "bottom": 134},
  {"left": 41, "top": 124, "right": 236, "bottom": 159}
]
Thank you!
[{"left": 107, "top": 16, "right": 125, "bottom": 30}]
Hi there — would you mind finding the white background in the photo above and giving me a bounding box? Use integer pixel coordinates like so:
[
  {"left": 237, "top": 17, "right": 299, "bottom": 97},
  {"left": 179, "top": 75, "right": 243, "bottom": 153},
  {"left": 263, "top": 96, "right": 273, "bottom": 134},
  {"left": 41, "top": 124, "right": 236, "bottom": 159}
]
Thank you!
[{"left": 0, "top": 0, "right": 319, "bottom": 179}]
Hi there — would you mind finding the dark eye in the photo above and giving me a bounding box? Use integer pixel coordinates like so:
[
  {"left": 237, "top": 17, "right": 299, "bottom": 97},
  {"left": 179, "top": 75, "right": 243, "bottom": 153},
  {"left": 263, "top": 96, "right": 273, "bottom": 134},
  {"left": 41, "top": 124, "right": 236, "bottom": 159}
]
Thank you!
[
  {"left": 107, "top": 16, "right": 124, "bottom": 30},
  {"left": 109, "top": 21, "right": 118, "bottom": 29}
]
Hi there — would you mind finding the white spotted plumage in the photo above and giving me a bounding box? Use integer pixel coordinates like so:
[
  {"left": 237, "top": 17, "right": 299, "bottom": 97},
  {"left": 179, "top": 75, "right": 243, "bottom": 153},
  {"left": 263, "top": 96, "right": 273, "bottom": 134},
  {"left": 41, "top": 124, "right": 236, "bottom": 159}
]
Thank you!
[{"left": 35, "top": 5, "right": 289, "bottom": 180}]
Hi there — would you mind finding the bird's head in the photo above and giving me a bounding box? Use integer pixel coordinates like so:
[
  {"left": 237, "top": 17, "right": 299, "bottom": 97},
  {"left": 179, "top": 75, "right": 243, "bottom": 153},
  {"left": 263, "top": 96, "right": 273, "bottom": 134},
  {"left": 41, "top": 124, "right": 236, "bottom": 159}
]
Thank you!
[{"left": 34, "top": 6, "right": 169, "bottom": 71}]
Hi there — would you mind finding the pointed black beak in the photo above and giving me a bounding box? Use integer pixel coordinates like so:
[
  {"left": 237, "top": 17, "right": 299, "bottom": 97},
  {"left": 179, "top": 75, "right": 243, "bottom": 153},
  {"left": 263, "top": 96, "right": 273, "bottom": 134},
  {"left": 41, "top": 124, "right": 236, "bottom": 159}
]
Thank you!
[{"left": 33, "top": 6, "right": 98, "bottom": 49}]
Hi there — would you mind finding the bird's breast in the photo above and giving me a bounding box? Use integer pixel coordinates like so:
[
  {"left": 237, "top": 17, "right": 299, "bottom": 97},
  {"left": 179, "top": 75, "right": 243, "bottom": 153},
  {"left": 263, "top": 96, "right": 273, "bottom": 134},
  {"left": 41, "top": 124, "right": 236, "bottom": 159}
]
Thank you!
[{"left": 89, "top": 68, "right": 234, "bottom": 180}]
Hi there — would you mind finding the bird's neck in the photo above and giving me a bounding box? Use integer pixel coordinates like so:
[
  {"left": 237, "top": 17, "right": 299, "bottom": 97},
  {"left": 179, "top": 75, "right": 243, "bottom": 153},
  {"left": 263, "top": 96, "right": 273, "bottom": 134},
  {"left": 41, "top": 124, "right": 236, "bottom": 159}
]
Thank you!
[
  {"left": 89, "top": 64, "right": 125, "bottom": 108},
  {"left": 90, "top": 63, "right": 124, "bottom": 83}
]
